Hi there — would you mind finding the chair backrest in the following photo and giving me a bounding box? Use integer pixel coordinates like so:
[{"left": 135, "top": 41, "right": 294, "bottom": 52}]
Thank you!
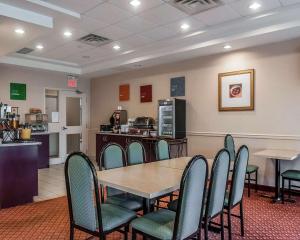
[
  {"left": 224, "top": 134, "right": 235, "bottom": 162},
  {"left": 205, "top": 149, "right": 230, "bottom": 219},
  {"left": 127, "top": 141, "right": 146, "bottom": 165},
  {"left": 99, "top": 143, "right": 126, "bottom": 197},
  {"left": 228, "top": 145, "right": 249, "bottom": 207},
  {"left": 173, "top": 155, "right": 208, "bottom": 240},
  {"left": 64, "top": 152, "right": 102, "bottom": 234},
  {"left": 156, "top": 139, "right": 170, "bottom": 160},
  {"left": 99, "top": 143, "right": 126, "bottom": 170}
]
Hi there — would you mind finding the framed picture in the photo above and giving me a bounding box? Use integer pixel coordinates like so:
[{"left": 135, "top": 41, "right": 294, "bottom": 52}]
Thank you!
[
  {"left": 170, "top": 76, "right": 185, "bottom": 97},
  {"left": 140, "top": 85, "right": 152, "bottom": 103},
  {"left": 10, "top": 83, "right": 27, "bottom": 100},
  {"left": 218, "top": 69, "right": 254, "bottom": 111},
  {"left": 119, "top": 84, "right": 130, "bottom": 101}
]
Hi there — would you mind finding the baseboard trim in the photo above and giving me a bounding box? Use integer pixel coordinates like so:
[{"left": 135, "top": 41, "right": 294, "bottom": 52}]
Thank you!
[
  {"left": 187, "top": 131, "right": 300, "bottom": 141},
  {"left": 247, "top": 183, "right": 300, "bottom": 196}
]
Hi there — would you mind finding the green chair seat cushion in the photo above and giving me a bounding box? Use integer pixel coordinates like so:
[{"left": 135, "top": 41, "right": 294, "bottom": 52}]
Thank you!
[
  {"left": 130, "top": 209, "right": 176, "bottom": 240},
  {"left": 281, "top": 170, "right": 300, "bottom": 180},
  {"left": 168, "top": 199, "right": 178, "bottom": 212},
  {"left": 106, "top": 193, "right": 143, "bottom": 211},
  {"left": 101, "top": 203, "right": 136, "bottom": 232},
  {"left": 246, "top": 164, "right": 259, "bottom": 173}
]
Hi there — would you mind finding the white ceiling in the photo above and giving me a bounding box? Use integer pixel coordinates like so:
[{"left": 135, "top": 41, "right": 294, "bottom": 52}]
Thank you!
[{"left": 0, "top": 0, "right": 300, "bottom": 76}]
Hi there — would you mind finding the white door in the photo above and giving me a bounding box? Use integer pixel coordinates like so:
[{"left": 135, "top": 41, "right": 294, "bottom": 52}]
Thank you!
[
  {"left": 59, "top": 90, "right": 87, "bottom": 162},
  {"left": 47, "top": 90, "right": 87, "bottom": 164}
]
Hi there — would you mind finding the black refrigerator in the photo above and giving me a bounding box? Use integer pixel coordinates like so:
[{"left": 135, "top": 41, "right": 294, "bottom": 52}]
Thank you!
[{"left": 158, "top": 98, "right": 186, "bottom": 139}]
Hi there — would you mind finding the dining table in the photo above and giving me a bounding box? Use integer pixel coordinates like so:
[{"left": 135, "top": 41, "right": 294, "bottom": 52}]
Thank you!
[
  {"left": 97, "top": 157, "right": 213, "bottom": 212},
  {"left": 254, "top": 149, "right": 299, "bottom": 203}
]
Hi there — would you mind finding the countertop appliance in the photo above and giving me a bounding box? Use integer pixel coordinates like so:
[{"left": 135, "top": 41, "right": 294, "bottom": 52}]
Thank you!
[
  {"left": 133, "top": 117, "right": 155, "bottom": 129},
  {"left": 25, "top": 113, "right": 48, "bottom": 132},
  {"left": 158, "top": 98, "right": 186, "bottom": 139}
]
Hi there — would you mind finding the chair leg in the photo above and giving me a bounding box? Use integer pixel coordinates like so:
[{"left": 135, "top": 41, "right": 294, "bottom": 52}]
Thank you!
[
  {"left": 282, "top": 178, "right": 285, "bottom": 204},
  {"left": 221, "top": 213, "right": 225, "bottom": 240},
  {"left": 204, "top": 220, "right": 209, "bottom": 240},
  {"left": 240, "top": 201, "right": 245, "bottom": 237},
  {"left": 124, "top": 225, "right": 129, "bottom": 240},
  {"left": 288, "top": 180, "right": 291, "bottom": 199},
  {"left": 132, "top": 229, "right": 136, "bottom": 240},
  {"left": 197, "top": 228, "right": 201, "bottom": 240},
  {"left": 255, "top": 170, "right": 258, "bottom": 192},
  {"left": 247, "top": 173, "right": 251, "bottom": 197},
  {"left": 227, "top": 209, "right": 232, "bottom": 240},
  {"left": 69, "top": 225, "right": 74, "bottom": 240}
]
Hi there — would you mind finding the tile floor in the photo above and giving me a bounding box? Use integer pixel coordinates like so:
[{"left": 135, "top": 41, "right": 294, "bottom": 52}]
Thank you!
[{"left": 34, "top": 164, "right": 66, "bottom": 202}]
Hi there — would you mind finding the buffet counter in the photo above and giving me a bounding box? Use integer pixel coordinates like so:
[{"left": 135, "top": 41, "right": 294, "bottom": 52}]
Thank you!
[
  {"left": 0, "top": 142, "right": 40, "bottom": 208},
  {"left": 96, "top": 132, "right": 187, "bottom": 164}
]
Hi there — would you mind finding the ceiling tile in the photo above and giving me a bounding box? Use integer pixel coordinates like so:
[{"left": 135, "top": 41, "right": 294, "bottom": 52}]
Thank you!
[
  {"left": 43, "top": 0, "right": 105, "bottom": 14},
  {"left": 194, "top": 5, "right": 241, "bottom": 26},
  {"left": 164, "top": 17, "right": 206, "bottom": 35},
  {"left": 140, "top": 3, "right": 188, "bottom": 25},
  {"left": 109, "top": 0, "right": 164, "bottom": 14},
  {"left": 84, "top": 2, "right": 133, "bottom": 25},
  {"left": 94, "top": 25, "right": 133, "bottom": 40},
  {"left": 141, "top": 26, "right": 177, "bottom": 41},
  {"left": 230, "top": 0, "right": 282, "bottom": 17},
  {"left": 121, "top": 34, "right": 154, "bottom": 48},
  {"left": 279, "top": 0, "right": 300, "bottom": 6},
  {"left": 115, "top": 16, "right": 157, "bottom": 34}
]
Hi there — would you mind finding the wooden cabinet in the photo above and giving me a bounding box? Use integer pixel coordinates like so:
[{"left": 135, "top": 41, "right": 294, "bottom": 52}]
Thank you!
[{"left": 31, "top": 133, "right": 50, "bottom": 169}]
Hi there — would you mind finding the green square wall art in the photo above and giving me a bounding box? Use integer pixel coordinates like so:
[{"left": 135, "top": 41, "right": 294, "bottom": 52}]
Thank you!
[{"left": 10, "top": 83, "right": 27, "bottom": 100}]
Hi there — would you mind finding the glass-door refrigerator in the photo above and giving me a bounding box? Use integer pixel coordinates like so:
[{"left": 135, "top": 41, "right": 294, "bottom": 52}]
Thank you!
[{"left": 158, "top": 98, "right": 186, "bottom": 139}]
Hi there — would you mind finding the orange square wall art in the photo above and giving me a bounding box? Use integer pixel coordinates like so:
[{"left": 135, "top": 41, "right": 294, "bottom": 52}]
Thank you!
[{"left": 119, "top": 84, "right": 130, "bottom": 101}]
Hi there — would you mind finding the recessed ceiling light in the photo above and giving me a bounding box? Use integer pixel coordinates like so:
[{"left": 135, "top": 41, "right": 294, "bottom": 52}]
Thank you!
[
  {"left": 36, "top": 44, "right": 44, "bottom": 50},
  {"left": 249, "top": 2, "right": 261, "bottom": 10},
  {"left": 14, "top": 28, "right": 25, "bottom": 35},
  {"left": 180, "top": 23, "right": 190, "bottom": 30},
  {"left": 224, "top": 44, "right": 232, "bottom": 50},
  {"left": 113, "top": 44, "right": 121, "bottom": 50},
  {"left": 130, "top": 0, "right": 141, "bottom": 7},
  {"left": 64, "top": 31, "right": 72, "bottom": 37}
]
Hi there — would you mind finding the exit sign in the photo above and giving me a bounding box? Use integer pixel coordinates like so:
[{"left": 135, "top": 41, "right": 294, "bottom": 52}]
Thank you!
[{"left": 67, "top": 75, "right": 78, "bottom": 88}]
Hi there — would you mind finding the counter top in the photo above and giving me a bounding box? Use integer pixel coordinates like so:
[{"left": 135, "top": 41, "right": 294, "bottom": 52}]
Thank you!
[
  {"left": 97, "top": 132, "right": 149, "bottom": 138},
  {"left": 0, "top": 142, "right": 42, "bottom": 147},
  {"left": 31, "top": 132, "right": 50, "bottom": 135}
]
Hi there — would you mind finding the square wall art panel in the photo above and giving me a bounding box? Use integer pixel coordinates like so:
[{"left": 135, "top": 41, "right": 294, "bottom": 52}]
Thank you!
[
  {"left": 140, "top": 85, "right": 152, "bottom": 103},
  {"left": 119, "top": 84, "right": 130, "bottom": 101},
  {"left": 170, "top": 76, "right": 185, "bottom": 97}
]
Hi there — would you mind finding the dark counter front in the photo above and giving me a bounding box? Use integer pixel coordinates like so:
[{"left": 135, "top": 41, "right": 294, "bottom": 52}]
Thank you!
[
  {"left": 96, "top": 133, "right": 188, "bottom": 164},
  {"left": 31, "top": 133, "right": 50, "bottom": 169},
  {"left": 0, "top": 143, "right": 40, "bottom": 208}
]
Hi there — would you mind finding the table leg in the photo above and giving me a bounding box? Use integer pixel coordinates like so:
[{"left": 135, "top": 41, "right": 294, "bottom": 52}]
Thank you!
[
  {"left": 143, "top": 198, "right": 152, "bottom": 214},
  {"left": 273, "top": 159, "right": 282, "bottom": 202}
]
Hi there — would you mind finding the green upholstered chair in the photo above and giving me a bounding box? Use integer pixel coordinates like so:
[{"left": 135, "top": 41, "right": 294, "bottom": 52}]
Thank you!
[
  {"left": 99, "top": 143, "right": 143, "bottom": 211},
  {"left": 224, "top": 145, "right": 249, "bottom": 240},
  {"left": 64, "top": 152, "right": 136, "bottom": 240},
  {"left": 224, "top": 134, "right": 258, "bottom": 197},
  {"left": 203, "top": 149, "right": 231, "bottom": 240},
  {"left": 131, "top": 155, "right": 208, "bottom": 240},
  {"left": 126, "top": 141, "right": 146, "bottom": 165},
  {"left": 156, "top": 139, "right": 171, "bottom": 161},
  {"left": 281, "top": 169, "right": 300, "bottom": 203}
]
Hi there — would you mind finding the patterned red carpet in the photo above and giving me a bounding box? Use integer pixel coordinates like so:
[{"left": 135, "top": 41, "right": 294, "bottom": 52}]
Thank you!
[{"left": 0, "top": 193, "right": 299, "bottom": 240}]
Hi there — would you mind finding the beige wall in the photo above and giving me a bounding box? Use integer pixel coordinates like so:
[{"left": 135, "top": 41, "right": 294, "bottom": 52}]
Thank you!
[{"left": 90, "top": 38, "right": 300, "bottom": 187}]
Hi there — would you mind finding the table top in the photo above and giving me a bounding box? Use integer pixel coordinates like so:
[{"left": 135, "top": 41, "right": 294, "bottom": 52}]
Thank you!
[
  {"left": 97, "top": 157, "right": 213, "bottom": 199},
  {"left": 254, "top": 149, "right": 300, "bottom": 161}
]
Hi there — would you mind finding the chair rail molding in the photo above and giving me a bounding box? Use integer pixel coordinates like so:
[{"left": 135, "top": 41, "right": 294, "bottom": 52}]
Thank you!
[{"left": 187, "top": 131, "right": 300, "bottom": 141}]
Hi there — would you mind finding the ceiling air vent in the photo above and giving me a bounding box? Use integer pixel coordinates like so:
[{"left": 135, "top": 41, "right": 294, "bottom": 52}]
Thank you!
[
  {"left": 164, "top": 0, "right": 224, "bottom": 15},
  {"left": 16, "top": 47, "right": 34, "bottom": 54},
  {"left": 77, "top": 33, "right": 112, "bottom": 47}
]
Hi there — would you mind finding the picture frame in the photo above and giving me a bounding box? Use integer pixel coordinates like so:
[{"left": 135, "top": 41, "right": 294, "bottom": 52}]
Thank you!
[
  {"left": 170, "top": 76, "right": 185, "bottom": 97},
  {"left": 119, "top": 84, "right": 130, "bottom": 101},
  {"left": 218, "top": 69, "right": 254, "bottom": 111}
]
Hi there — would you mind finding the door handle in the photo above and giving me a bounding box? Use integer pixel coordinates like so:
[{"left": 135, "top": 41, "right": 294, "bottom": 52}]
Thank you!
[{"left": 62, "top": 126, "right": 68, "bottom": 130}]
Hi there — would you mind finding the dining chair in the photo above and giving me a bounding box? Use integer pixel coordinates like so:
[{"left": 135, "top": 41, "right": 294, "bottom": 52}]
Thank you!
[
  {"left": 131, "top": 155, "right": 208, "bottom": 240},
  {"left": 281, "top": 169, "right": 300, "bottom": 203},
  {"left": 203, "top": 149, "right": 231, "bottom": 240},
  {"left": 126, "top": 141, "right": 146, "bottom": 165},
  {"left": 224, "top": 145, "right": 249, "bottom": 240},
  {"left": 156, "top": 139, "right": 171, "bottom": 161},
  {"left": 99, "top": 143, "right": 143, "bottom": 211},
  {"left": 224, "top": 134, "right": 258, "bottom": 197},
  {"left": 64, "top": 152, "right": 136, "bottom": 240}
]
